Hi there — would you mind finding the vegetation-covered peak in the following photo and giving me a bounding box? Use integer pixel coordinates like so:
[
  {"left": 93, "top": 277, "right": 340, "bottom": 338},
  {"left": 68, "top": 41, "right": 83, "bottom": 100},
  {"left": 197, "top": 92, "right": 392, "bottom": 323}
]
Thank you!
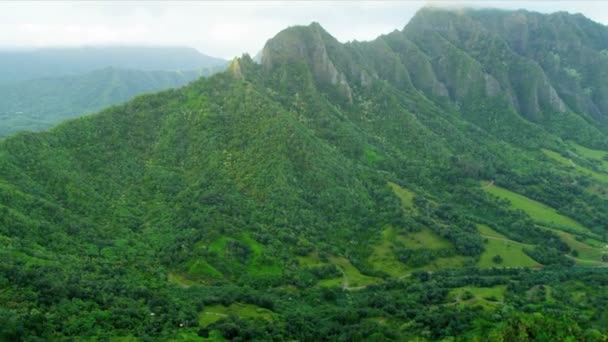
[{"left": 2, "top": 7, "right": 608, "bottom": 341}]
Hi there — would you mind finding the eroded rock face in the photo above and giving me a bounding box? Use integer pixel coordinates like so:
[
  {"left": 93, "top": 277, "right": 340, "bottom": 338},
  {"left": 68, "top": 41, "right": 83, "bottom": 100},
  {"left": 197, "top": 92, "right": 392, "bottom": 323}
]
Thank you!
[
  {"left": 545, "top": 79, "right": 567, "bottom": 113},
  {"left": 260, "top": 9, "right": 601, "bottom": 133},
  {"left": 484, "top": 73, "right": 501, "bottom": 97},
  {"left": 261, "top": 23, "right": 353, "bottom": 103}
]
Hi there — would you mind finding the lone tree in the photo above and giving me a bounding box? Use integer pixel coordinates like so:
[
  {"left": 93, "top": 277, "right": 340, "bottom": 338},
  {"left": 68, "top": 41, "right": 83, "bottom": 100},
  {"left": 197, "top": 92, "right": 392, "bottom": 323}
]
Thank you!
[{"left": 492, "top": 255, "right": 503, "bottom": 264}]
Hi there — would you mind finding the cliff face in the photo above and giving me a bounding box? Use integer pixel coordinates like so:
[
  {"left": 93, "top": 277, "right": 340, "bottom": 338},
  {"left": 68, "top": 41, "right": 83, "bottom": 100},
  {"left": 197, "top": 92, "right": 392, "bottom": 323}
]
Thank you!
[
  {"left": 260, "top": 8, "right": 608, "bottom": 146},
  {"left": 262, "top": 23, "right": 353, "bottom": 102}
]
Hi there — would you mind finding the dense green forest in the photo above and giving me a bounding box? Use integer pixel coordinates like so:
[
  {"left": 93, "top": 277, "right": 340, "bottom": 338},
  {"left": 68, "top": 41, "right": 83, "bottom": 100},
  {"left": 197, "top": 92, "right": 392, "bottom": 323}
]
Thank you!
[
  {"left": 1, "top": 7, "right": 608, "bottom": 340},
  {"left": 0, "top": 67, "right": 224, "bottom": 137}
]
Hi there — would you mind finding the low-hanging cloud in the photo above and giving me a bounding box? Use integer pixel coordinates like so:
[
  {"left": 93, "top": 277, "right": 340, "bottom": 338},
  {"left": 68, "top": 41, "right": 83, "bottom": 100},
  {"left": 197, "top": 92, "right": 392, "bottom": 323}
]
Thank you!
[{"left": 0, "top": 1, "right": 606, "bottom": 59}]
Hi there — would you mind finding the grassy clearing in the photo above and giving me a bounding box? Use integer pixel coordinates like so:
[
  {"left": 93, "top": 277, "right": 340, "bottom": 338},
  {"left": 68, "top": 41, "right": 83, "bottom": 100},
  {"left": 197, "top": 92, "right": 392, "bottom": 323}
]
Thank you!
[
  {"left": 168, "top": 272, "right": 200, "bottom": 288},
  {"left": 198, "top": 303, "right": 274, "bottom": 328},
  {"left": 543, "top": 149, "right": 608, "bottom": 183},
  {"left": 186, "top": 260, "right": 223, "bottom": 279},
  {"left": 368, "top": 227, "right": 410, "bottom": 277},
  {"left": 364, "top": 147, "right": 385, "bottom": 165},
  {"left": 367, "top": 182, "right": 463, "bottom": 275},
  {"left": 570, "top": 142, "right": 608, "bottom": 161},
  {"left": 401, "top": 228, "right": 452, "bottom": 250},
  {"left": 388, "top": 182, "right": 415, "bottom": 209},
  {"left": 417, "top": 255, "right": 465, "bottom": 271},
  {"left": 299, "top": 252, "right": 380, "bottom": 288},
  {"left": 368, "top": 226, "right": 459, "bottom": 277},
  {"left": 240, "top": 234, "right": 282, "bottom": 276},
  {"left": 297, "top": 252, "right": 324, "bottom": 267},
  {"left": 538, "top": 226, "right": 607, "bottom": 264},
  {"left": 298, "top": 253, "right": 343, "bottom": 286},
  {"left": 206, "top": 234, "right": 281, "bottom": 277},
  {"left": 482, "top": 182, "right": 589, "bottom": 233},
  {"left": 314, "top": 255, "right": 380, "bottom": 288},
  {"left": 448, "top": 285, "right": 507, "bottom": 309},
  {"left": 477, "top": 225, "right": 539, "bottom": 268},
  {"left": 317, "top": 277, "right": 343, "bottom": 288},
  {"left": 174, "top": 330, "right": 225, "bottom": 341},
  {"left": 477, "top": 224, "right": 507, "bottom": 239},
  {"left": 329, "top": 256, "right": 380, "bottom": 287}
]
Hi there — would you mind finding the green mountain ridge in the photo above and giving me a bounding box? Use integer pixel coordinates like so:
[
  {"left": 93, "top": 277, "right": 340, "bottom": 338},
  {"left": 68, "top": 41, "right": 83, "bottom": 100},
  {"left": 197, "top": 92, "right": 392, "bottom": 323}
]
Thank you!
[
  {"left": 1, "top": 7, "right": 608, "bottom": 340},
  {"left": 0, "top": 66, "right": 226, "bottom": 137}
]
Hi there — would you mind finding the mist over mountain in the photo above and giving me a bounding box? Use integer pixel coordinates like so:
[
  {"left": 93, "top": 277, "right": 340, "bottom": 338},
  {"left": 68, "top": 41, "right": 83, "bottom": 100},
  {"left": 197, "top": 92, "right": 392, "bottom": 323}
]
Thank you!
[
  {"left": 1, "top": 7, "right": 608, "bottom": 341},
  {"left": 0, "top": 66, "right": 225, "bottom": 137},
  {"left": 0, "top": 46, "right": 227, "bottom": 84}
]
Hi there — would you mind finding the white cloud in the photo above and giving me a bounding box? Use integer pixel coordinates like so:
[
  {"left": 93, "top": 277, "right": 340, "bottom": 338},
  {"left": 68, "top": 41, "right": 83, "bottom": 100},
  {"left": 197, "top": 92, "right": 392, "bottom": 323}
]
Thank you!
[{"left": 0, "top": 1, "right": 606, "bottom": 59}]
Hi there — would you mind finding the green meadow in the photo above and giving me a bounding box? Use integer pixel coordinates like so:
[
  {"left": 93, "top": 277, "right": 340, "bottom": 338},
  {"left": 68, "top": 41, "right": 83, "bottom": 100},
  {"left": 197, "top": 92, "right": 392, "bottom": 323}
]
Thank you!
[
  {"left": 538, "top": 226, "right": 607, "bottom": 265},
  {"left": 198, "top": 303, "right": 274, "bottom": 328},
  {"left": 477, "top": 225, "right": 539, "bottom": 268},
  {"left": 388, "top": 182, "right": 415, "bottom": 209},
  {"left": 482, "top": 182, "right": 589, "bottom": 233},
  {"left": 543, "top": 148, "right": 608, "bottom": 183},
  {"left": 448, "top": 285, "right": 507, "bottom": 309}
]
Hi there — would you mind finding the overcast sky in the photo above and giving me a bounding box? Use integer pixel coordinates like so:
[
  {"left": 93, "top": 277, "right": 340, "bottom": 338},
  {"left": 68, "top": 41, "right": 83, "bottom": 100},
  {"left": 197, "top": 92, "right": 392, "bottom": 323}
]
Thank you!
[{"left": 1, "top": 1, "right": 607, "bottom": 59}]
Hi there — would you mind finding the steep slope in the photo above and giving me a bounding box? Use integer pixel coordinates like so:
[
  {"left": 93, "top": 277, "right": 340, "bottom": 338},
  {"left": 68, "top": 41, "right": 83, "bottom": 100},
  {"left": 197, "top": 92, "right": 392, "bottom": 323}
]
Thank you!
[
  {"left": 1, "top": 8, "right": 608, "bottom": 341},
  {"left": 0, "top": 46, "right": 227, "bottom": 84},
  {"left": 401, "top": 8, "right": 608, "bottom": 146},
  {"left": 0, "top": 66, "right": 225, "bottom": 137}
]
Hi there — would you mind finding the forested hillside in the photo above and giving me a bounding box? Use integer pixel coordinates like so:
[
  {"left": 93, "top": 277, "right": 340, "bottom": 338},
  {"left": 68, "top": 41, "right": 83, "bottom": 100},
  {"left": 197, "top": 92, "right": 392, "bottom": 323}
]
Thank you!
[
  {"left": 1, "top": 8, "right": 608, "bottom": 341},
  {"left": 0, "top": 67, "right": 223, "bottom": 137}
]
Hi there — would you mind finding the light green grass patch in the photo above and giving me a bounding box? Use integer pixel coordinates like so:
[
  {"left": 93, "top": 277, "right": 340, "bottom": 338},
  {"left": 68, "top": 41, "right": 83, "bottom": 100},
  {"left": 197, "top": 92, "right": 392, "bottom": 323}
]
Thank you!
[
  {"left": 416, "top": 255, "right": 466, "bottom": 271},
  {"left": 207, "top": 236, "right": 230, "bottom": 255},
  {"left": 364, "top": 147, "right": 384, "bottom": 165},
  {"left": 368, "top": 226, "right": 457, "bottom": 277},
  {"left": 199, "top": 303, "right": 274, "bottom": 327},
  {"left": 368, "top": 226, "right": 410, "bottom": 277},
  {"left": 482, "top": 182, "right": 589, "bottom": 233},
  {"left": 543, "top": 149, "right": 608, "bottom": 183},
  {"left": 168, "top": 272, "right": 201, "bottom": 287},
  {"left": 477, "top": 224, "right": 507, "bottom": 239},
  {"left": 240, "top": 234, "right": 282, "bottom": 276},
  {"left": 449, "top": 285, "right": 507, "bottom": 309},
  {"left": 206, "top": 234, "right": 281, "bottom": 277},
  {"left": 477, "top": 225, "right": 539, "bottom": 268},
  {"left": 401, "top": 228, "right": 452, "bottom": 250},
  {"left": 570, "top": 142, "right": 608, "bottom": 160},
  {"left": 186, "top": 260, "right": 223, "bottom": 279},
  {"left": 174, "top": 330, "right": 225, "bottom": 341},
  {"left": 317, "top": 277, "right": 343, "bottom": 288},
  {"left": 388, "top": 182, "right": 415, "bottom": 209},
  {"left": 569, "top": 142, "right": 608, "bottom": 173},
  {"left": 538, "top": 226, "right": 607, "bottom": 264},
  {"left": 329, "top": 256, "right": 381, "bottom": 288},
  {"left": 297, "top": 252, "right": 324, "bottom": 267}
]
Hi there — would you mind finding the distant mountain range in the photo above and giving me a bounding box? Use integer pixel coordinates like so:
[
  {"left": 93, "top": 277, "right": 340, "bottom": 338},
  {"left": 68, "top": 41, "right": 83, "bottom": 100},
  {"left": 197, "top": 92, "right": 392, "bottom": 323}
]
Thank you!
[
  {"left": 1, "top": 8, "right": 608, "bottom": 341},
  {"left": 0, "top": 46, "right": 228, "bottom": 136},
  {"left": 0, "top": 67, "right": 224, "bottom": 137},
  {"left": 0, "top": 46, "right": 227, "bottom": 84}
]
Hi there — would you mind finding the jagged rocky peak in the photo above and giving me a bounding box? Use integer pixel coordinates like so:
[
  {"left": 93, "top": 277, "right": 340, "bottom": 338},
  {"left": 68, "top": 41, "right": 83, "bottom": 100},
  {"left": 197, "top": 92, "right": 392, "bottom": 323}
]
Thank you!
[
  {"left": 403, "top": 7, "right": 570, "bottom": 117},
  {"left": 261, "top": 22, "right": 353, "bottom": 102}
]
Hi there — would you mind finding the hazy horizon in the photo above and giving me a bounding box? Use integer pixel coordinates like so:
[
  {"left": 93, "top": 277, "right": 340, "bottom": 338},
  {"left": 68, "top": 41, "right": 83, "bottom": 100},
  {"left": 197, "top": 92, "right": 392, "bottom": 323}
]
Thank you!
[{"left": 1, "top": 1, "right": 607, "bottom": 60}]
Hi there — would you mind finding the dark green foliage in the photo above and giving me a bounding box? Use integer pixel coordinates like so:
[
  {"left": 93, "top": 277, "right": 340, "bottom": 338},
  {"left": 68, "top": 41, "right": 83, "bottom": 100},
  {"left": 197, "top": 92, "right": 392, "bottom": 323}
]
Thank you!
[
  {"left": 0, "top": 7, "right": 608, "bottom": 341},
  {"left": 524, "top": 247, "right": 576, "bottom": 266}
]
